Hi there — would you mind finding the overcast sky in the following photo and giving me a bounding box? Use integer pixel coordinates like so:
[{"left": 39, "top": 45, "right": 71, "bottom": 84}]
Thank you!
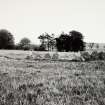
[{"left": 0, "top": 0, "right": 105, "bottom": 44}]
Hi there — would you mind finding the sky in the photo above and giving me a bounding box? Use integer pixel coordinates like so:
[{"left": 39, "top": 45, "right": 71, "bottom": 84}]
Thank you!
[{"left": 0, "top": 0, "right": 105, "bottom": 44}]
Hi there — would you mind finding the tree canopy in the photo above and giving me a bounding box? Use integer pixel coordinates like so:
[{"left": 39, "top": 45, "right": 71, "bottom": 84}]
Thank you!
[
  {"left": 0, "top": 29, "right": 15, "bottom": 49},
  {"left": 17, "top": 37, "right": 31, "bottom": 50},
  {"left": 56, "top": 30, "right": 85, "bottom": 52}
]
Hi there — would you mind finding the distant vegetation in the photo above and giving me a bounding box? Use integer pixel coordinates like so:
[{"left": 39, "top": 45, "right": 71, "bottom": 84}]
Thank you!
[
  {"left": 0, "top": 29, "right": 104, "bottom": 52},
  {"left": 56, "top": 31, "right": 85, "bottom": 52},
  {"left": 0, "top": 29, "right": 15, "bottom": 49}
]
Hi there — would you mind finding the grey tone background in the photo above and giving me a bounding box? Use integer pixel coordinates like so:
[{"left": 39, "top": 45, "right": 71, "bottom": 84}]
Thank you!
[{"left": 0, "top": 0, "right": 105, "bottom": 44}]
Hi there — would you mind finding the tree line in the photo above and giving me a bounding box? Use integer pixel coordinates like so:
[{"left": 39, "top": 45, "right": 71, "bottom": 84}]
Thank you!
[{"left": 0, "top": 29, "right": 88, "bottom": 52}]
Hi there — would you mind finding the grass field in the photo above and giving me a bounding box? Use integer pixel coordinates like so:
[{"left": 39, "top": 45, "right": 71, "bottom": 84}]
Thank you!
[{"left": 0, "top": 50, "right": 105, "bottom": 105}]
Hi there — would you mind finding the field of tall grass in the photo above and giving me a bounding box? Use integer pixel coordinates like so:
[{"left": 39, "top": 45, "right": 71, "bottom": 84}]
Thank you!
[{"left": 0, "top": 50, "right": 105, "bottom": 105}]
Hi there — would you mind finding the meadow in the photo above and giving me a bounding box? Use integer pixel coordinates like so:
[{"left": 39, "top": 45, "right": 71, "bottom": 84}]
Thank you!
[{"left": 0, "top": 50, "right": 105, "bottom": 105}]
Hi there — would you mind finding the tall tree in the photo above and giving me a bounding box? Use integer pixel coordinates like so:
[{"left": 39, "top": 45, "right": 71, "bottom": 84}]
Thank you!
[
  {"left": 56, "top": 32, "right": 71, "bottom": 52},
  {"left": 38, "top": 33, "right": 55, "bottom": 51},
  {"left": 38, "top": 33, "right": 46, "bottom": 50},
  {"left": 56, "top": 30, "right": 85, "bottom": 52},
  {"left": 70, "top": 30, "right": 85, "bottom": 51},
  {"left": 44, "top": 32, "right": 52, "bottom": 51},
  {"left": 0, "top": 29, "right": 15, "bottom": 49}
]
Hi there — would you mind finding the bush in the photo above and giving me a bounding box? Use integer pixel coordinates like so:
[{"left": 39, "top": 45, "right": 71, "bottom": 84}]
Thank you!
[
  {"left": 52, "top": 53, "right": 59, "bottom": 60},
  {"left": 91, "top": 51, "right": 99, "bottom": 60},
  {"left": 44, "top": 53, "right": 51, "bottom": 60},
  {"left": 81, "top": 52, "right": 91, "bottom": 61},
  {"left": 98, "top": 52, "right": 105, "bottom": 60}
]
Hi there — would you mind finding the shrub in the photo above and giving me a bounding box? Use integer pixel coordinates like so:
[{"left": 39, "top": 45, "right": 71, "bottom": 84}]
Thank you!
[
  {"left": 98, "top": 52, "right": 105, "bottom": 60},
  {"left": 81, "top": 52, "right": 91, "bottom": 61},
  {"left": 91, "top": 51, "right": 99, "bottom": 60},
  {"left": 44, "top": 53, "right": 51, "bottom": 60},
  {"left": 52, "top": 53, "right": 59, "bottom": 60}
]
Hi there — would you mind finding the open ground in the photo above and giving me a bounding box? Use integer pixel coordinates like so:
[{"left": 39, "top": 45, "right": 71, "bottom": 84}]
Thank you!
[{"left": 0, "top": 50, "right": 105, "bottom": 105}]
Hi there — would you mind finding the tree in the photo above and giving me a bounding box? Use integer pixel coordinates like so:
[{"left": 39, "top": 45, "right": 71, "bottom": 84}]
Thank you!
[
  {"left": 69, "top": 30, "right": 85, "bottom": 52},
  {"left": 0, "top": 29, "right": 15, "bottom": 49},
  {"left": 45, "top": 33, "right": 56, "bottom": 51},
  {"left": 18, "top": 37, "right": 31, "bottom": 50},
  {"left": 56, "top": 30, "right": 85, "bottom": 52},
  {"left": 49, "top": 38, "right": 56, "bottom": 51},
  {"left": 38, "top": 33, "right": 56, "bottom": 51},
  {"left": 56, "top": 32, "right": 71, "bottom": 52},
  {"left": 19, "top": 37, "right": 30, "bottom": 45},
  {"left": 38, "top": 33, "right": 46, "bottom": 50},
  {"left": 44, "top": 32, "right": 52, "bottom": 51}
]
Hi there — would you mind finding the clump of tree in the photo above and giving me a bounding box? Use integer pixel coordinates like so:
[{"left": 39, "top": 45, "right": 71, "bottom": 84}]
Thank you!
[
  {"left": 38, "top": 33, "right": 56, "bottom": 51},
  {"left": 0, "top": 29, "right": 15, "bottom": 49},
  {"left": 16, "top": 37, "right": 31, "bottom": 50},
  {"left": 56, "top": 30, "right": 85, "bottom": 52}
]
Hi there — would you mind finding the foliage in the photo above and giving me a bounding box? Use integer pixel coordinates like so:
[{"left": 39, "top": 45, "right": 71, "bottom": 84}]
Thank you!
[
  {"left": 0, "top": 29, "right": 15, "bottom": 49},
  {"left": 19, "top": 37, "right": 31, "bottom": 45},
  {"left": 56, "top": 32, "right": 71, "bottom": 52},
  {"left": 70, "top": 30, "right": 85, "bottom": 52},
  {"left": 17, "top": 37, "right": 31, "bottom": 50},
  {"left": 38, "top": 33, "right": 55, "bottom": 51},
  {"left": 56, "top": 30, "right": 85, "bottom": 52}
]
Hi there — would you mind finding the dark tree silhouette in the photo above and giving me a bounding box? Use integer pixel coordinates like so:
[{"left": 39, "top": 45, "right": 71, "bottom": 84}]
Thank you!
[
  {"left": 56, "top": 32, "right": 71, "bottom": 52},
  {"left": 38, "top": 33, "right": 46, "bottom": 50},
  {"left": 44, "top": 32, "right": 52, "bottom": 51},
  {"left": 38, "top": 33, "right": 56, "bottom": 51},
  {"left": 0, "top": 29, "right": 15, "bottom": 49},
  {"left": 56, "top": 31, "right": 85, "bottom": 52},
  {"left": 45, "top": 33, "right": 56, "bottom": 51},
  {"left": 70, "top": 30, "right": 85, "bottom": 52}
]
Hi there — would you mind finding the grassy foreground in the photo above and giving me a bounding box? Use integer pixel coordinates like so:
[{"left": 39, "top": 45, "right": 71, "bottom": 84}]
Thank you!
[{"left": 0, "top": 50, "right": 105, "bottom": 105}]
